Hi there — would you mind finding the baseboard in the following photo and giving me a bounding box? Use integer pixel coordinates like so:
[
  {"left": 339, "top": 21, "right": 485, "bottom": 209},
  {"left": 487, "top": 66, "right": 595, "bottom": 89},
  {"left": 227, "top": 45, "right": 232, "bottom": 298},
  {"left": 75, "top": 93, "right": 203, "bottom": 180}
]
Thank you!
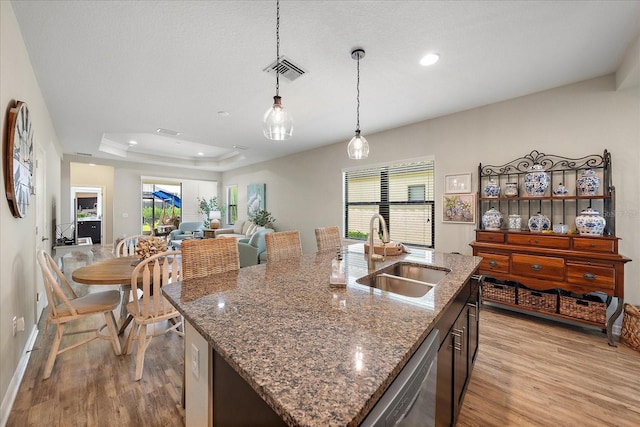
[{"left": 0, "top": 325, "right": 38, "bottom": 427}]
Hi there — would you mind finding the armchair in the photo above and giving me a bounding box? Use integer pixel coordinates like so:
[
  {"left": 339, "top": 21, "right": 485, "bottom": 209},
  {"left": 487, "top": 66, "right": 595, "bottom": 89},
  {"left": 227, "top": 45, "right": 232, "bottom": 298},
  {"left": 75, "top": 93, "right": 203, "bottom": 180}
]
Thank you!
[
  {"left": 238, "top": 228, "right": 274, "bottom": 267},
  {"left": 168, "top": 221, "right": 204, "bottom": 241}
]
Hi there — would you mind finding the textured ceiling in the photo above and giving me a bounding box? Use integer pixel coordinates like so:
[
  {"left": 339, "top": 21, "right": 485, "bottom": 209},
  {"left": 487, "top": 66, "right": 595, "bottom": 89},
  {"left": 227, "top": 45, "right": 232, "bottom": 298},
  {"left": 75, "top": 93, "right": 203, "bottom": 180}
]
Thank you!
[{"left": 11, "top": 0, "right": 640, "bottom": 171}]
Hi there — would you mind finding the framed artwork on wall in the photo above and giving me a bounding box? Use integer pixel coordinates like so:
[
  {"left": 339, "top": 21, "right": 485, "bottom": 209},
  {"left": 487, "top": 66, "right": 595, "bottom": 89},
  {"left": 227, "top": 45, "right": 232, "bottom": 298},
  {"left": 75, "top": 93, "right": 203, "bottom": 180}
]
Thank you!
[
  {"left": 443, "top": 194, "right": 475, "bottom": 224},
  {"left": 444, "top": 173, "right": 472, "bottom": 194},
  {"left": 247, "top": 183, "right": 265, "bottom": 217}
]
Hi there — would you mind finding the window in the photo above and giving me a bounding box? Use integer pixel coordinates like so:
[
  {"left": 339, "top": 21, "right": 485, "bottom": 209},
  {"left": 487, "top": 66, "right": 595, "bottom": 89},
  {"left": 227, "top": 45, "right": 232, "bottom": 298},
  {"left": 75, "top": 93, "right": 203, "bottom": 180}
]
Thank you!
[
  {"left": 344, "top": 160, "right": 435, "bottom": 247},
  {"left": 226, "top": 185, "right": 238, "bottom": 225},
  {"left": 141, "top": 182, "right": 181, "bottom": 235}
]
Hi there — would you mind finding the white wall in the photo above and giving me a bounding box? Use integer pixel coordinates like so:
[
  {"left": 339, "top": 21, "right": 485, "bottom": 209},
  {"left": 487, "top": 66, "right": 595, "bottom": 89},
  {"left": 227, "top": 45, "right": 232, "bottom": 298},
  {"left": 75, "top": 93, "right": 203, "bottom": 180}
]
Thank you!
[
  {"left": 222, "top": 75, "right": 640, "bottom": 305},
  {"left": 1, "top": 1, "right": 63, "bottom": 420}
]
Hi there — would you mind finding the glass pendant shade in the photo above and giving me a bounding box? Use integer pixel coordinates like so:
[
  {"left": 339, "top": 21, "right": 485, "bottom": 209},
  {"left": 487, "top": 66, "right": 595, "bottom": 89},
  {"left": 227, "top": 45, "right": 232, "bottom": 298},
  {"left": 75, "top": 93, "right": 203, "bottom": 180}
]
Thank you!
[
  {"left": 263, "top": 96, "right": 293, "bottom": 140},
  {"left": 347, "top": 130, "right": 369, "bottom": 160}
]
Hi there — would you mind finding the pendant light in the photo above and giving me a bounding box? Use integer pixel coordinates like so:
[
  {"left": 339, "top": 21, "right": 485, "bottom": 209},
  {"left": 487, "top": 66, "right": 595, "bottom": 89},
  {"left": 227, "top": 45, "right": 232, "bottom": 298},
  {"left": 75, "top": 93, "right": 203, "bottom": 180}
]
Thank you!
[
  {"left": 263, "top": 0, "right": 293, "bottom": 141},
  {"left": 347, "top": 48, "right": 369, "bottom": 160}
]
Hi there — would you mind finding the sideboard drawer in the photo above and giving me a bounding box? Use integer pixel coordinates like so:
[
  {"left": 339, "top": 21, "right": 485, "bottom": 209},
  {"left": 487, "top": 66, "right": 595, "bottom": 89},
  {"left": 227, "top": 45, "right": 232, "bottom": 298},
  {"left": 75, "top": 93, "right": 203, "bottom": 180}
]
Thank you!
[
  {"left": 573, "top": 238, "right": 615, "bottom": 254},
  {"left": 511, "top": 253, "right": 565, "bottom": 280},
  {"left": 478, "top": 252, "right": 510, "bottom": 274},
  {"left": 477, "top": 232, "right": 505, "bottom": 243},
  {"left": 567, "top": 262, "right": 615, "bottom": 291},
  {"left": 507, "top": 234, "right": 570, "bottom": 250}
]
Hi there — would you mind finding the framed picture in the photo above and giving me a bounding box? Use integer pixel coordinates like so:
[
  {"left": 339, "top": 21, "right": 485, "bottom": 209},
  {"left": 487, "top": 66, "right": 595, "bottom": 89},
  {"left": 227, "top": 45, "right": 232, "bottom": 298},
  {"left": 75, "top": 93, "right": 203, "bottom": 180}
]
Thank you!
[
  {"left": 247, "top": 183, "right": 265, "bottom": 217},
  {"left": 443, "top": 194, "right": 475, "bottom": 224},
  {"left": 444, "top": 173, "right": 472, "bottom": 194}
]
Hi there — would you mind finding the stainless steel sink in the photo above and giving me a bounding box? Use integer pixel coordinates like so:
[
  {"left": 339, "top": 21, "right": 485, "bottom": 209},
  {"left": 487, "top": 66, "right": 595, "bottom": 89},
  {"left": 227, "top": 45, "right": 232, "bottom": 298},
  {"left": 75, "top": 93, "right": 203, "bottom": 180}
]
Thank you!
[
  {"left": 356, "top": 262, "right": 449, "bottom": 298},
  {"left": 385, "top": 263, "right": 449, "bottom": 284}
]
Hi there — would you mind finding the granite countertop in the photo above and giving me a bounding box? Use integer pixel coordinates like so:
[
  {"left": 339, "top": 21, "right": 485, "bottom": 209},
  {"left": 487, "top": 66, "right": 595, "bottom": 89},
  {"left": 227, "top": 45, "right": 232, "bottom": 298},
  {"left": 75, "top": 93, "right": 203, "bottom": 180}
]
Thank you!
[{"left": 163, "top": 244, "right": 481, "bottom": 426}]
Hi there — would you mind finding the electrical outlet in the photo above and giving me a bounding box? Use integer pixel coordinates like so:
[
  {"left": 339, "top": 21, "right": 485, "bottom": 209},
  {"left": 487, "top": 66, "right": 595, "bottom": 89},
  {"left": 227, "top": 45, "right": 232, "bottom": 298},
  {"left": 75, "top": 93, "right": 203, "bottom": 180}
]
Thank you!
[
  {"left": 12, "top": 316, "right": 17, "bottom": 337},
  {"left": 191, "top": 343, "right": 200, "bottom": 380}
]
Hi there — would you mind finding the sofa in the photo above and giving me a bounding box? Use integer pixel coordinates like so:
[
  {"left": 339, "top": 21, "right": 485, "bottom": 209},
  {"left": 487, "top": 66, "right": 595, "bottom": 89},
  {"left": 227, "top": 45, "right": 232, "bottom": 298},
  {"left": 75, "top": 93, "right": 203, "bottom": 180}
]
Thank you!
[
  {"left": 238, "top": 228, "right": 274, "bottom": 267},
  {"left": 168, "top": 221, "right": 204, "bottom": 241},
  {"left": 214, "top": 219, "right": 270, "bottom": 240}
]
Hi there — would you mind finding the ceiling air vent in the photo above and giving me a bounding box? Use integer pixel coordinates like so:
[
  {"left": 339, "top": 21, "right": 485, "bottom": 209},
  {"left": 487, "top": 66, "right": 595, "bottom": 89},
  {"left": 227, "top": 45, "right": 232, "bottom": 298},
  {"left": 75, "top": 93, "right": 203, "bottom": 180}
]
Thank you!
[
  {"left": 75, "top": 152, "right": 93, "bottom": 157},
  {"left": 263, "top": 56, "right": 306, "bottom": 82}
]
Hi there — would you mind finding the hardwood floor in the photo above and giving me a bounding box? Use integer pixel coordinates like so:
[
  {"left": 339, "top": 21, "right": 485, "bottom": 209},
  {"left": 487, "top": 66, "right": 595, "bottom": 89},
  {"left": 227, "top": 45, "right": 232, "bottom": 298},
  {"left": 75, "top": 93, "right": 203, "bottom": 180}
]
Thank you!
[
  {"left": 7, "top": 249, "right": 640, "bottom": 426},
  {"left": 458, "top": 305, "right": 640, "bottom": 427}
]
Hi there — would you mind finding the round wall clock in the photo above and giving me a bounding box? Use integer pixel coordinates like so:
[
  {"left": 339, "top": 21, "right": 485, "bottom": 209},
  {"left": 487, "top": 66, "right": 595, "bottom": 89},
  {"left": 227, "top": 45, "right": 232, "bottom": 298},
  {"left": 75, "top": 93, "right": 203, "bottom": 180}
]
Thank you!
[{"left": 5, "top": 100, "right": 34, "bottom": 218}]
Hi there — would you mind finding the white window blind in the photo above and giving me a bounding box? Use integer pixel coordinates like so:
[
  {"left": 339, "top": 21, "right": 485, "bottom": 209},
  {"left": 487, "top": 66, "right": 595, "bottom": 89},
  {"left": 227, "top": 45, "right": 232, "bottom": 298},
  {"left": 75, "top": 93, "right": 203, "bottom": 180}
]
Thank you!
[{"left": 344, "top": 160, "right": 435, "bottom": 247}]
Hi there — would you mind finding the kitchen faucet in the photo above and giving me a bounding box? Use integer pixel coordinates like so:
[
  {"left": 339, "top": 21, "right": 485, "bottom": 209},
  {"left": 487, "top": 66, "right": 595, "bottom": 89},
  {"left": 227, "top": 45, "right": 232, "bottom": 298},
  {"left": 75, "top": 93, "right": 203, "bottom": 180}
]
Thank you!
[{"left": 368, "top": 213, "right": 390, "bottom": 271}]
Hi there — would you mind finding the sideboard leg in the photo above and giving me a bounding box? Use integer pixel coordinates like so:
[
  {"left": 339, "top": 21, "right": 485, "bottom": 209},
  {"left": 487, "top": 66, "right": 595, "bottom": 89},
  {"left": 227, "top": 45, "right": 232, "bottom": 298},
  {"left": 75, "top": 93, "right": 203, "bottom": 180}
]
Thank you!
[{"left": 606, "top": 297, "right": 624, "bottom": 346}]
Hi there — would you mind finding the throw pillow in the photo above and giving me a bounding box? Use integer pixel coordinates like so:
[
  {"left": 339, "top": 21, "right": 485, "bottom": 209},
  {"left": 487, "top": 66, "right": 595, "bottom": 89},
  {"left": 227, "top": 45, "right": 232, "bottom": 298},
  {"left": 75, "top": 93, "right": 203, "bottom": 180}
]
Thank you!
[
  {"left": 233, "top": 220, "right": 244, "bottom": 235},
  {"left": 245, "top": 223, "right": 258, "bottom": 237},
  {"left": 242, "top": 221, "right": 252, "bottom": 236}
]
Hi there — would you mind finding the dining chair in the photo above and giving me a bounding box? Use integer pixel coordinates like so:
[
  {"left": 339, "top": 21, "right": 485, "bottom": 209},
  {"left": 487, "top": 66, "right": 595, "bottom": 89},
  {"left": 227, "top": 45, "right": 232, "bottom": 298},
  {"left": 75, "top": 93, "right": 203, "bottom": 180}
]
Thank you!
[
  {"left": 314, "top": 226, "right": 341, "bottom": 252},
  {"left": 123, "top": 250, "right": 182, "bottom": 381},
  {"left": 181, "top": 237, "right": 240, "bottom": 280},
  {"left": 114, "top": 234, "right": 146, "bottom": 330},
  {"left": 265, "top": 230, "right": 303, "bottom": 262},
  {"left": 36, "top": 250, "right": 122, "bottom": 379}
]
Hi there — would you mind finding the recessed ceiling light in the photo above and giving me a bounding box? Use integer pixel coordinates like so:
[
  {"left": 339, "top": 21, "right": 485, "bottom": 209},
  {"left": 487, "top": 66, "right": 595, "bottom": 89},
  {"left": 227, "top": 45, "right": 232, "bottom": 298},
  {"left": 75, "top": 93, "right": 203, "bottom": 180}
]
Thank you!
[
  {"left": 420, "top": 53, "right": 440, "bottom": 67},
  {"left": 89, "top": 163, "right": 96, "bottom": 166},
  {"left": 218, "top": 111, "right": 230, "bottom": 117},
  {"left": 128, "top": 140, "right": 137, "bottom": 145},
  {"left": 156, "top": 128, "right": 181, "bottom": 136},
  {"left": 197, "top": 152, "right": 204, "bottom": 156}
]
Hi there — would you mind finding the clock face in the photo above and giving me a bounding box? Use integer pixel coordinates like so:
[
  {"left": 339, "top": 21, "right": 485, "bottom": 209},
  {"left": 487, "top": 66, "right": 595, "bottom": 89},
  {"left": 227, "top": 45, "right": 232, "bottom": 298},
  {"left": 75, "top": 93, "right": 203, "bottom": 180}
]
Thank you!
[{"left": 5, "top": 101, "right": 34, "bottom": 218}]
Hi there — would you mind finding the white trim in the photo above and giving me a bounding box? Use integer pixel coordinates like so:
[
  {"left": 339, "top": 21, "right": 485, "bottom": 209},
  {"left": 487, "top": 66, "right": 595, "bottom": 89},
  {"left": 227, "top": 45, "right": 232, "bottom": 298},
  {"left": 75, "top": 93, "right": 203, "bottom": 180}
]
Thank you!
[
  {"left": 0, "top": 325, "right": 39, "bottom": 427},
  {"left": 341, "top": 155, "right": 435, "bottom": 173}
]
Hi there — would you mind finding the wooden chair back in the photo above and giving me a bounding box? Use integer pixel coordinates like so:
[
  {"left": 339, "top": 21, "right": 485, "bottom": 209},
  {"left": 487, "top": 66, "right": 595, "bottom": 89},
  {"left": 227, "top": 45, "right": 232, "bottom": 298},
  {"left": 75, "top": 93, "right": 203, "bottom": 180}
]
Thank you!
[
  {"left": 129, "top": 251, "right": 182, "bottom": 319},
  {"left": 265, "top": 230, "right": 303, "bottom": 262},
  {"left": 181, "top": 238, "right": 240, "bottom": 280},
  {"left": 115, "top": 234, "right": 146, "bottom": 257},
  {"left": 315, "top": 226, "right": 341, "bottom": 252},
  {"left": 37, "top": 250, "right": 79, "bottom": 319}
]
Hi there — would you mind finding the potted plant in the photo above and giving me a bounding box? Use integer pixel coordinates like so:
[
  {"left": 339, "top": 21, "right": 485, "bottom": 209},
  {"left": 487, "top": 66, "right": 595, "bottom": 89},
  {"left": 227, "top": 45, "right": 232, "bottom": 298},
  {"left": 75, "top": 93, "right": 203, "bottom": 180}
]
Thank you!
[
  {"left": 197, "top": 196, "right": 226, "bottom": 228},
  {"left": 249, "top": 210, "right": 276, "bottom": 228}
]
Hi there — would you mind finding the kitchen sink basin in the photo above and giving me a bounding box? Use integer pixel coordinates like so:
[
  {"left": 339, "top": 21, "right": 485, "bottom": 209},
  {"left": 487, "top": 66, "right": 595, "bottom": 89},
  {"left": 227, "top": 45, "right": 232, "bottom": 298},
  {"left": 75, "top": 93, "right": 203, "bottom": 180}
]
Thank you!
[{"left": 356, "top": 262, "right": 449, "bottom": 298}]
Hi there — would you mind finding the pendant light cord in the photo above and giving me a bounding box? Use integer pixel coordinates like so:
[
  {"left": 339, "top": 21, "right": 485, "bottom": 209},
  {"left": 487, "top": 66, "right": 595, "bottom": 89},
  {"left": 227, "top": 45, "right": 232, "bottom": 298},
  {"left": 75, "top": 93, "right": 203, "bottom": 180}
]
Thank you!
[
  {"left": 356, "top": 54, "right": 360, "bottom": 132},
  {"left": 275, "top": 0, "right": 280, "bottom": 97}
]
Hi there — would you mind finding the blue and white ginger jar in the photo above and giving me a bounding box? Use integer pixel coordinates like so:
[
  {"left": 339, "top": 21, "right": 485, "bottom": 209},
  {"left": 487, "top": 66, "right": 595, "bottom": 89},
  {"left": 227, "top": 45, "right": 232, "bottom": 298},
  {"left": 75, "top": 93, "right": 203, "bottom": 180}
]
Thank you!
[
  {"left": 482, "top": 207, "right": 503, "bottom": 230},
  {"left": 575, "top": 208, "right": 606, "bottom": 236},
  {"left": 524, "top": 164, "right": 550, "bottom": 197},
  {"left": 553, "top": 182, "right": 569, "bottom": 196},
  {"left": 528, "top": 212, "right": 550, "bottom": 232},
  {"left": 484, "top": 178, "right": 500, "bottom": 198},
  {"left": 576, "top": 169, "right": 600, "bottom": 196}
]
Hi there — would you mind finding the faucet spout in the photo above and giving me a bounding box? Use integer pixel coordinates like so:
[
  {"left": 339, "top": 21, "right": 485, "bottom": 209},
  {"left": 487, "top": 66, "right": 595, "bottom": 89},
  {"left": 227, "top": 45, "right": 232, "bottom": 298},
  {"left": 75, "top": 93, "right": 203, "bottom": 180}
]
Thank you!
[{"left": 368, "top": 213, "right": 390, "bottom": 271}]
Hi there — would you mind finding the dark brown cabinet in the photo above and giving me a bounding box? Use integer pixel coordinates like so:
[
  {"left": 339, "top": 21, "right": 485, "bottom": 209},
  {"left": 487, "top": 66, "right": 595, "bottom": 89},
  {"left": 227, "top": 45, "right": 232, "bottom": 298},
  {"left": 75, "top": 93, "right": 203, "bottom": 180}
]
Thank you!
[
  {"left": 436, "top": 275, "right": 480, "bottom": 427},
  {"left": 77, "top": 220, "right": 101, "bottom": 243}
]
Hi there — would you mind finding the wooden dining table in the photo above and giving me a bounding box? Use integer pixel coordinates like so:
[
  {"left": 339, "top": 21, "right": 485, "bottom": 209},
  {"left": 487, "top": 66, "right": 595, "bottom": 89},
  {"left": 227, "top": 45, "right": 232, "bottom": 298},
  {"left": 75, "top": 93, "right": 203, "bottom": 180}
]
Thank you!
[{"left": 72, "top": 256, "right": 140, "bottom": 334}]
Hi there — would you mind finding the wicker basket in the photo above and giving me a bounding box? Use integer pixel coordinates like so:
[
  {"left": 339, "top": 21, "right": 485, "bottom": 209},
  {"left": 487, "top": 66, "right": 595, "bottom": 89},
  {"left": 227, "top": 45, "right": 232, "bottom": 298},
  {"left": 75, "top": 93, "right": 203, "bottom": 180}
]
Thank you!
[
  {"left": 518, "top": 288, "right": 557, "bottom": 314},
  {"left": 482, "top": 281, "right": 516, "bottom": 304},
  {"left": 559, "top": 295, "right": 606, "bottom": 324},
  {"left": 620, "top": 303, "right": 640, "bottom": 352}
]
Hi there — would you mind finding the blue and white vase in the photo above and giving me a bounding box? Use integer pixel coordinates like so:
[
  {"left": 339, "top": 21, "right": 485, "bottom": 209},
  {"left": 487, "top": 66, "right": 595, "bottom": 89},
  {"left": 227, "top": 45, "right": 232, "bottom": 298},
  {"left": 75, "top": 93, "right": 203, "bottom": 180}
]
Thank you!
[
  {"left": 553, "top": 182, "right": 569, "bottom": 196},
  {"left": 576, "top": 169, "right": 600, "bottom": 196},
  {"left": 524, "top": 164, "right": 550, "bottom": 197},
  {"left": 575, "top": 208, "right": 606, "bottom": 236},
  {"left": 482, "top": 207, "right": 503, "bottom": 230},
  {"left": 484, "top": 178, "right": 500, "bottom": 198},
  {"left": 528, "top": 212, "right": 550, "bottom": 232}
]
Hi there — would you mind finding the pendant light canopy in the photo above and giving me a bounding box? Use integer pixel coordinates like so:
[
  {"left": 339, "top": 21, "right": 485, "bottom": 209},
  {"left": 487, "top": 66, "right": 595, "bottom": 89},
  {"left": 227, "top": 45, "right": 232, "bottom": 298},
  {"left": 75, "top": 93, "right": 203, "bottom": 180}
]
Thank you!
[
  {"left": 347, "top": 49, "right": 369, "bottom": 159},
  {"left": 263, "top": 0, "right": 293, "bottom": 141}
]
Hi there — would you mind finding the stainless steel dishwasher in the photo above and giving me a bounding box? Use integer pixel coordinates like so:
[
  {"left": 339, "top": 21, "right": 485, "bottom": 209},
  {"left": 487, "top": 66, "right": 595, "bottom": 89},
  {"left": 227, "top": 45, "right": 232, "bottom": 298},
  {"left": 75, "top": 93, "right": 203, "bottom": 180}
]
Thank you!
[{"left": 361, "top": 329, "right": 439, "bottom": 426}]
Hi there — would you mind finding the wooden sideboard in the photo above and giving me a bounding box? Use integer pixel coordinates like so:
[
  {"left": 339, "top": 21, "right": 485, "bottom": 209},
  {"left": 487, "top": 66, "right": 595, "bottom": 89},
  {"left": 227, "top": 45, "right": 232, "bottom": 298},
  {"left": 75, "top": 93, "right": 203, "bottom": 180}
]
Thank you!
[{"left": 472, "top": 150, "right": 631, "bottom": 345}]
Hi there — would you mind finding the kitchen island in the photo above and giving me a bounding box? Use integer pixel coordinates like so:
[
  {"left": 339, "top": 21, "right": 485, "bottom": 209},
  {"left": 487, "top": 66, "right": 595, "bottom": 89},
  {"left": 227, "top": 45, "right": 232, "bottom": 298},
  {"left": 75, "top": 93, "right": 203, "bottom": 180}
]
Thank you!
[{"left": 163, "top": 244, "right": 481, "bottom": 426}]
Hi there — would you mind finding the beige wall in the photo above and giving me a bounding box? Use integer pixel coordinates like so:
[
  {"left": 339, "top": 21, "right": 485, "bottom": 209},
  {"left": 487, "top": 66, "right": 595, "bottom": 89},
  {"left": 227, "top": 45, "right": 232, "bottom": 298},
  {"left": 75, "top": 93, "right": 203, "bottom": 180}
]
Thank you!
[
  {"left": 1, "top": 2, "right": 63, "bottom": 419},
  {"left": 70, "top": 163, "right": 115, "bottom": 244},
  {"left": 222, "top": 75, "right": 640, "bottom": 305}
]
